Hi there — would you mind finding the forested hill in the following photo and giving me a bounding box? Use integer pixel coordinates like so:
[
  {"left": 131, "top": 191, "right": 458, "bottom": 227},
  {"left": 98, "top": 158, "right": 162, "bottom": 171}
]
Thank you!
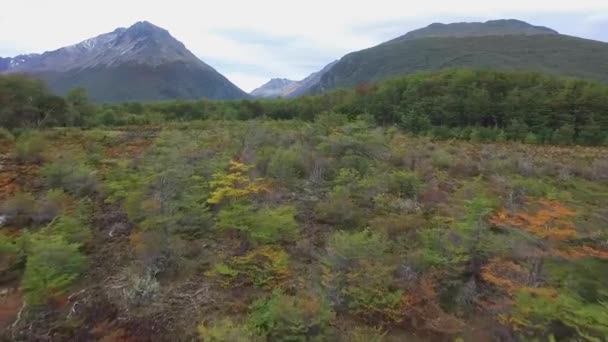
[
  {"left": 310, "top": 22, "right": 608, "bottom": 94},
  {"left": 2, "top": 69, "right": 608, "bottom": 145}
]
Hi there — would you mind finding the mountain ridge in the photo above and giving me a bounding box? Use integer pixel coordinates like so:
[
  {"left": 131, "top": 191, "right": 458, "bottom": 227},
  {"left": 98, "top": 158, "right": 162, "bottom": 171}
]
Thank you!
[
  {"left": 251, "top": 60, "right": 338, "bottom": 98},
  {"left": 5, "top": 19, "right": 608, "bottom": 102},
  {"left": 386, "top": 19, "right": 558, "bottom": 44},
  {"left": 0, "top": 21, "right": 248, "bottom": 102},
  {"left": 308, "top": 19, "right": 608, "bottom": 94},
  {"left": 250, "top": 78, "right": 297, "bottom": 98}
]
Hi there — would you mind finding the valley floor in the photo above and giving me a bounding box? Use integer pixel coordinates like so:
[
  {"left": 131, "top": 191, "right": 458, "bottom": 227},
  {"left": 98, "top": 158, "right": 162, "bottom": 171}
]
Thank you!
[{"left": 1, "top": 120, "right": 607, "bottom": 341}]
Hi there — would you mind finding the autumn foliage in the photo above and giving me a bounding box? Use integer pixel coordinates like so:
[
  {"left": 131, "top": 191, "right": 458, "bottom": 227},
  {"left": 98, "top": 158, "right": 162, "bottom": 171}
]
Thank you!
[
  {"left": 207, "top": 160, "right": 268, "bottom": 205},
  {"left": 490, "top": 200, "right": 576, "bottom": 240},
  {"left": 2, "top": 119, "right": 608, "bottom": 341},
  {"left": 404, "top": 274, "right": 465, "bottom": 335}
]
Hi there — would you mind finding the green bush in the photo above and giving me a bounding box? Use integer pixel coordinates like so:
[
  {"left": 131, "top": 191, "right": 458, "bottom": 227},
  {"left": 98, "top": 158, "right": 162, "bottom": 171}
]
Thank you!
[
  {"left": 0, "top": 234, "right": 23, "bottom": 281},
  {"left": 42, "top": 158, "right": 98, "bottom": 197},
  {"left": 124, "top": 190, "right": 146, "bottom": 222},
  {"left": 1, "top": 190, "right": 72, "bottom": 227},
  {"left": 250, "top": 206, "right": 299, "bottom": 243},
  {"left": 324, "top": 229, "right": 402, "bottom": 321},
  {"left": 551, "top": 124, "right": 575, "bottom": 145},
  {"left": 315, "top": 112, "right": 349, "bottom": 134},
  {"left": 216, "top": 203, "right": 261, "bottom": 234},
  {"left": 32, "top": 189, "right": 68, "bottom": 224},
  {"left": 315, "top": 189, "right": 365, "bottom": 229},
  {"left": 22, "top": 235, "right": 87, "bottom": 305},
  {"left": 267, "top": 147, "right": 306, "bottom": 183},
  {"left": 414, "top": 228, "right": 452, "bottom": 269},
  {"left": 431, "top": 149, "right": 454, "bottom": 169},
  {"left": 341, "top": 327, "right": 387, "bottom": 342},
  {"left": 217, "top": 203, "right": 299, "bottom": 244},
  {"left": 15, "top": 132, "right": 46, "bottom": 163},
  {"left": 45, "top": 216, "right": 92, "bottom": 246},
  {"left": 210, "top": 246, "right": 290, "bottom": 288},
  {"left": 400, "top": 110, "right": 431, "bottom": 134},
  {"left": 0, "top": 192, "right": 37, "bottom": 227},
  {"left": 387, "top": 170, "right": 421, "bottom": 199},
  {"left": 340, "top": 261, "right": 404, "bottom": 322},
  {"left": 505, "top": 119, "right": 529, "bottom": 141},
  {"left": 512, "top": 289, "right": 608, "bottom": 341},
  {"left": 198, "top": 318, "right": 255, "bottom": 342},
  {"left": 469, "top": 127, "right": 499, "bottom": 142},
  {"left": 332, "top": 168, "right": 361, "bottom": 189},
  {"left": 338, "top": 154, "right": 372, "bottom": 176},
  {"left": 326, "top": 229, "right": 388, "bottom": 264},
  {"left": 430, "top": 126, "right": 458, "bottom": 140},
  {"left": 524, "top": 132, "right": 539, "bottom": 144},
  {"left": 0, "top": 127, "right": 15, "bottom": 142},
  {"left": 248, "top": 291, "right": 334, "bottom": 341},
  {"left": 173, "top": 207, "right": 215, "bottom": 239},
  {"left": 98, "top": 109, "right": 120, "bottom": 126}
]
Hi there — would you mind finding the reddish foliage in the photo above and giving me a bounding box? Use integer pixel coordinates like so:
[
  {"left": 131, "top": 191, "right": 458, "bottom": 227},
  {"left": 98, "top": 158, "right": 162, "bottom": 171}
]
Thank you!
[
  {"left": 103, "top": 130, "right": 158, "bottom": 162},
  {"left": 490, "top": 200, "right": 576, "bottom": 240},
  {"left": 0, "top": 158, "right": 40, "bottom": 201},
  {"left": 91, "top": 321, "right": 136, "bottom": 342},
  {"left": 419, "top": 186, "right": 449, "bottom": 210},
  {"left": 0, "top": 173, "right": 19, "bottom": 201},
  {"left": 104, "top": 139, "right": 152, "bottom": 160},
  {"left": 355, "top": 81, "right": 377, "bottom": 96},
  {"left": 481, "top": 258, "right": 528, "bottom": 295},
  {"left": 48, "top": 293, "right": 70, "bottom": 310},
  {"left": 557, "top": 246, "right": 608, "bottom": 260},
  {"left": 404, "top": 274, "right": 465, "bottom": 335},
  {"left": 490, "top": 200, "right": 608, "bottom": 260}
]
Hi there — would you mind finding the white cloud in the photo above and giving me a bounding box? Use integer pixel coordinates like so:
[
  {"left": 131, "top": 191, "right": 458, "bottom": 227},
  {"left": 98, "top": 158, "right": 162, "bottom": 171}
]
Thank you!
[{"left": 1, "top": 0, "right": 607, "bottom": 91}]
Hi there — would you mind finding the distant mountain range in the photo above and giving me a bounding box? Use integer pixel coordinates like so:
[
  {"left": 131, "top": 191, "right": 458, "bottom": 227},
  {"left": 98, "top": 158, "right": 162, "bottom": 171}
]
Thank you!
[
  {"left": 306, "top": 19, "right": 608, "bottom": 94},
  {"left": 0, "top": 21, "right": 248, "bottom": 102},
  {"left": 250, "top": 78, "right": 296, "bottom": 98},
  {"left": 4, "top": 19, "right": 608, "bottom": 103},
  {"left": 250, "top": 61, "right": 338, "bottom": 98}
]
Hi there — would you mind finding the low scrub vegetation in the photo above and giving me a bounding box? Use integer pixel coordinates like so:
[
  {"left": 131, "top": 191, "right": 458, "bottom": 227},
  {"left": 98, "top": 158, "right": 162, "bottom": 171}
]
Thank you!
[{"left": 1, "top": 71, "right": 608, "bottom": 340}]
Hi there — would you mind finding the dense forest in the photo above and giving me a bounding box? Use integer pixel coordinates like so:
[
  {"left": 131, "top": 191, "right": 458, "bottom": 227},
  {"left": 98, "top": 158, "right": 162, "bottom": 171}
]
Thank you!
[
  {"left": 0, "top": 69, "right": 608, "bottom": 341},
  {"left": 2, "top": 69, "right": 608, "bottom": 145}
]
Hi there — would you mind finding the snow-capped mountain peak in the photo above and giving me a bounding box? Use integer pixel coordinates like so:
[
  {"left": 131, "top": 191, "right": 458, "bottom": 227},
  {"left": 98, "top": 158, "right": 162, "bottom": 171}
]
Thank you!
[
  {"left": 0, "top": 21, "right": 248, "bottom": 102},
  {"left": 1, "top": 21, "right": 208, "bottom": 73}
]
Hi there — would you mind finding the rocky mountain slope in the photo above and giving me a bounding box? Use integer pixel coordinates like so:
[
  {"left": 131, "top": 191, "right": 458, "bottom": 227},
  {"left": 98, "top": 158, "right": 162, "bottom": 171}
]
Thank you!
[
  {"left": 250, "top": 78, "right": 297, "bottom": 98},
  {"left": 0, "top": 21, "right": 248, "bottom": 102},
  {"left": 251, "top": 61, "right": 337, "bottom": 98}
]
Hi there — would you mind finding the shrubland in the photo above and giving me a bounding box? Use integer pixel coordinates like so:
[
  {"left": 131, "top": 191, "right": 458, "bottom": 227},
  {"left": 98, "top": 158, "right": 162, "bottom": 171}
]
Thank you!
[{"left": 0, "top": 70, "right": 607, "bottom": 340}]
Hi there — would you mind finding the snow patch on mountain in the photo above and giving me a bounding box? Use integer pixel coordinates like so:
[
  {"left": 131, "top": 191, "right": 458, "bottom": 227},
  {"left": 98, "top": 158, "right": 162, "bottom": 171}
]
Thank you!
[{"left": 1, "top": 21, "right": 211, "bottom": 73}]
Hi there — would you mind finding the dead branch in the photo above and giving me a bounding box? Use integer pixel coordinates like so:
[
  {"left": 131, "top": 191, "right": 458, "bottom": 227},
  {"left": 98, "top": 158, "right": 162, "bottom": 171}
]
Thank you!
[
  {"left": 67, "top": 289, "right": 87, "bottom": 302},
  {"left": 66, "top": 302, "right": 80, "bottom": 319},
  {"left": 11, "top": 301, "right": 26, "bottom": 339}
]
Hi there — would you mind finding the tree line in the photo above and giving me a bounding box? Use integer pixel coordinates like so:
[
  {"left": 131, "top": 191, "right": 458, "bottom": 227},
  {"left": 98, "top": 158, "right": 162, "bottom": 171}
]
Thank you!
[{"left": 2, "top": 69, "right": 608, "bottom": 145}]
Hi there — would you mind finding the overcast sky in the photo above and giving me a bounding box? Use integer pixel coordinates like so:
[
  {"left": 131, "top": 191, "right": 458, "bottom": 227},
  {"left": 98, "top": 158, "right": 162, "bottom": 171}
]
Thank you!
[{"left": 1, "top": 0, "right": 607, "bottom": 92}]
